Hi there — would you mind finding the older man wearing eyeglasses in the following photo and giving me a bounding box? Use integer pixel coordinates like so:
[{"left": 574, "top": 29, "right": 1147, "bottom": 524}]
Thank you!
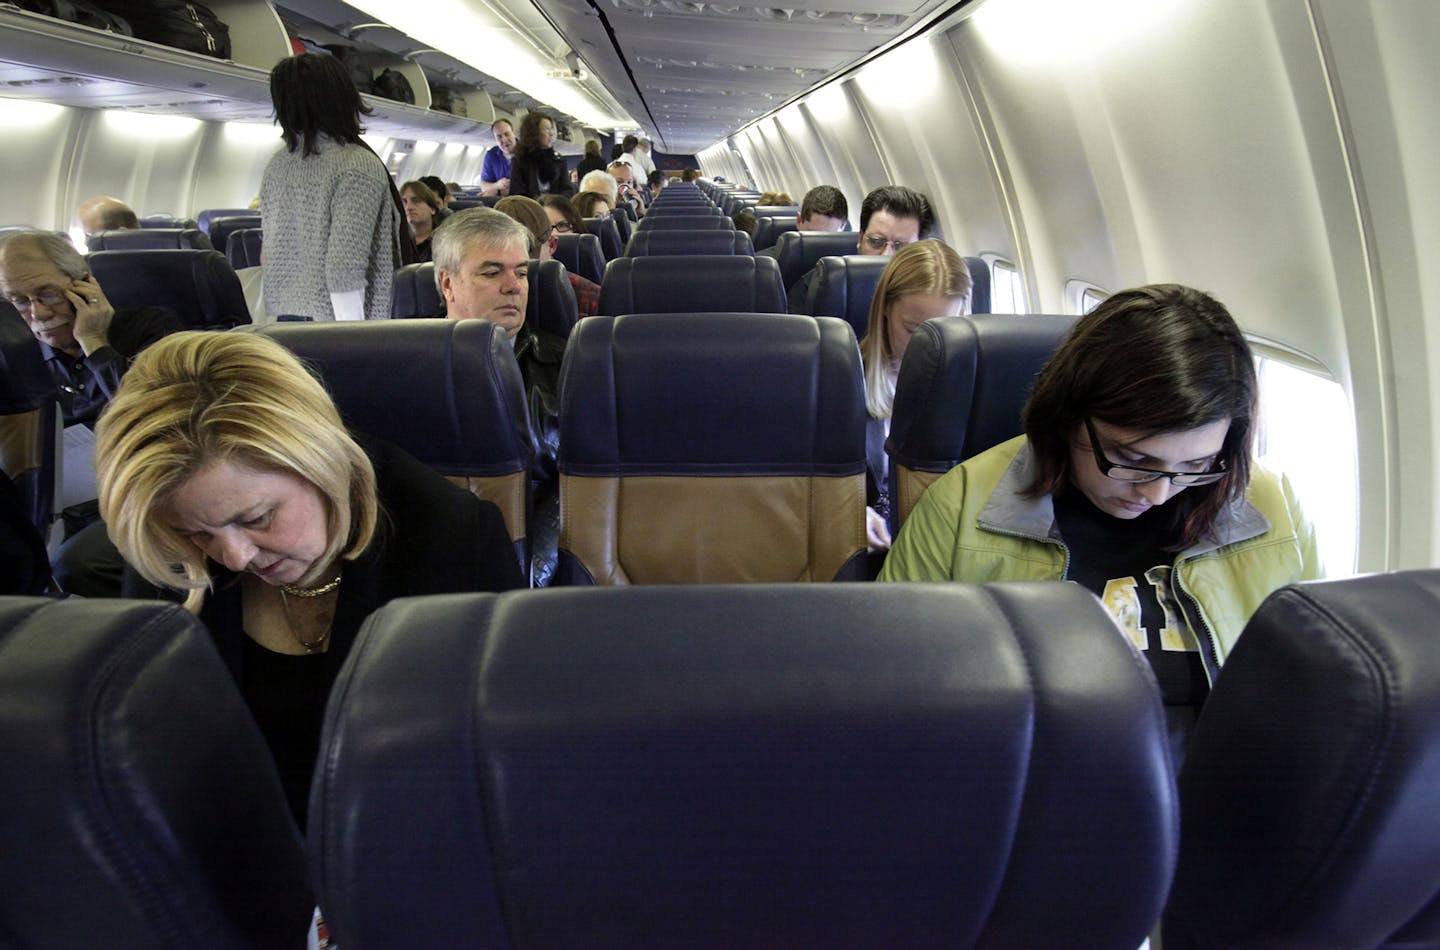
[
  {"left": 787, "top": 184, "right": 935, "bottom": 313},
  {"left": 0, "top": 229, "right": 181, "bottom": 596}
]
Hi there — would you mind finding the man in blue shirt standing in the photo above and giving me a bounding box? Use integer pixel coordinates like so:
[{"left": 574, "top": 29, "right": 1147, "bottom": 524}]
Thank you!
[{"left": 481, "top": 118, "right": 516, "bottom": 197}]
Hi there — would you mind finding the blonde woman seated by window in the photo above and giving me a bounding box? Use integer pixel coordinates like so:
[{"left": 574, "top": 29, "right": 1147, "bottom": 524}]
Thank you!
[{"left": 860, "top": 240, "right": 972, "bottom": 553}]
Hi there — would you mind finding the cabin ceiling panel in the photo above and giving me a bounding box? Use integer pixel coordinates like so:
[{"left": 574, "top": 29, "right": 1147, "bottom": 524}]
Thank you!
[{"left": 537, "top": 0, "right": 956, "bottom": 153}]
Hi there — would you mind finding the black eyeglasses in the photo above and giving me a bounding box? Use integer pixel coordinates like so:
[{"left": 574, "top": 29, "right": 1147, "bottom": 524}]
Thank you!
[
  {"left": 1084, "top": 419, "right": 1227, "bottom": 486},
  {"left": 552, "top": 221, "right": 573, "bottom": 233}
]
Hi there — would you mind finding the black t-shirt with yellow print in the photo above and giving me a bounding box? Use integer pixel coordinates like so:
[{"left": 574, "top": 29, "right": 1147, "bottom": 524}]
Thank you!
[{"left": 1053, "top": 485, "right": 1209, "bottom": 761}]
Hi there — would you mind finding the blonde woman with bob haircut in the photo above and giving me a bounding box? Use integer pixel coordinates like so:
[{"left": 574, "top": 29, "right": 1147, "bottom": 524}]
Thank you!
[
  {"left": 858, "top": 240, "right": 972, "bottom": 553},
  {"left": 96, "top": 331, "right": 523, "bottom": 825}
]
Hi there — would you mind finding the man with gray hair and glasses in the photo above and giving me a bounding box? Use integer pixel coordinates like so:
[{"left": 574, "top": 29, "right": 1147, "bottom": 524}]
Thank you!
[
  {"left": 0, "top": 229, "right": 181, "bottom": 595},
  {"left": 434, "top": 207, "right": 566, "bottom": 585}
]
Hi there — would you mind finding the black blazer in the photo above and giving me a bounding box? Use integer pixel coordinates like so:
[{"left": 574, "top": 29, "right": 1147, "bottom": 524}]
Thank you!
[
  {"left": 509, "top": 147, "right": 573, "bottom": 198},
  {"left": 120, "top": 435, "right": 526, "bottom": 822}
]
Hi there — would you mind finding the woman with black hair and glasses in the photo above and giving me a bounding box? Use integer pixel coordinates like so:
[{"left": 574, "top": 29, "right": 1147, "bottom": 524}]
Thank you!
[{"left": 880, "top": 283, "right": 1322, "bottom": 758}]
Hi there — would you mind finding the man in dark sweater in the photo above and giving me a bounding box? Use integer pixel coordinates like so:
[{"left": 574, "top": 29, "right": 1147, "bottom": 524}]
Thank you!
[{"left": 0, "top": 230, "right": 181, "bottom": 594}]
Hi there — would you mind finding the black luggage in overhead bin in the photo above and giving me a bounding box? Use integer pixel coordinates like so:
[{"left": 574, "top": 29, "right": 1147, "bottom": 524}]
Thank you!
[
  {"left": 9, "top": 0, "right": 132, "bottom": 35},
  {"left": 97, "top": 1, "right": 231, "bottom": 59}
]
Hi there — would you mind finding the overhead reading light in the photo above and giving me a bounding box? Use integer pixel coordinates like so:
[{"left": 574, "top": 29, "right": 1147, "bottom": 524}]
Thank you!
[
  {"left": 346, "top": 0, "right": 635, "bottom": 129},
  {"left": 102, "top": 110, "right": 202, "bottom": 139},
  {"left": 224, "top": 121, "right": 281, "bottom": 145},
  {"left": 973, "top": 0, "right": 1194, "bottom": 66},
  {"left": 0, "top": 96, "right": 65, "bottom": 127}
]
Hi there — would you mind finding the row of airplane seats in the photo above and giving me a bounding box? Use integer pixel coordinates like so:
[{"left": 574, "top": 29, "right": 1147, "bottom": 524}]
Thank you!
[
  {"left": 221, "top": 310, "right": 1064, "bottom": 586},
  {"left": 389, "top": 259, "right": 578, "bottom": 342},
  {"left": 87, "top": 219, "right": 264, "bottom": 269},
  {"left": 6, "top": 568, "right": 1439, "bottom": 946}
]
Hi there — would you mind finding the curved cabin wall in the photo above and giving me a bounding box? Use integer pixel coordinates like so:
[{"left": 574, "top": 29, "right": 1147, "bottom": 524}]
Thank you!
[{"left": 705, "top": 0, "right": 1440, "bottom": 574}]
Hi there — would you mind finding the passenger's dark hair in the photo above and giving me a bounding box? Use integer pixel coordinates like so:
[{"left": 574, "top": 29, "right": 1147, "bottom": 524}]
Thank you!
[
  {"left": 584, "top": 139, "right": 601, "bottom": 158},
  {"left": 611, "top": 143, "right": 624, "bottom": 160},
  {"left": 572, "top": 190, "right": 611, "bottom": 218},
  {"left": 400, "top": 180, "right": 440, "bottom": 214},
  {"left": 1022, "top": 283, "right": 1258, "bottom": 549},
  {"left": 858, "top": 185, "right": 934, "bottom": 237},
  {"left": 647, "top": 169, "right": 664, "bottom": 189},
  {"left": 270, "top": 53, "right": 371, "bottom": 157},
  {"left": 732, "top": 210, "right": 758, "bottom": 238},
  {"left": 622, "top": 134, "right": 639, "bottom": 153},
  {"left": 801, "top": 185, "right": 848, "bottom": 224},
  {"left": 540, "top": 194, "right": 583, "bottom": 234},
  {"left": 419, "top": 175, "right": 448, "bottom": 200},
  {"left": 514, "top": 111, "right": 555, "bottom": 159}
]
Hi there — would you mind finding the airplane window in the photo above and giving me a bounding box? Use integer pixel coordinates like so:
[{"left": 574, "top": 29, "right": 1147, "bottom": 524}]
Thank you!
[
  {"left": 985, "top": 256, "right": 1024, "bottom": 313},
  {"left": 1065, "top": 279, "right": 1109, "bottom": 314},
  {"left": 1254, "top": 356, "right": 1357, "bottom": 575}
]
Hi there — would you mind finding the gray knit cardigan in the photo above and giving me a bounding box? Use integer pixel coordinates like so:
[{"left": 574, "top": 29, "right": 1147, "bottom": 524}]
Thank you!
[{"left": 260, "top": 134, "right": 400, "bottom": 321}]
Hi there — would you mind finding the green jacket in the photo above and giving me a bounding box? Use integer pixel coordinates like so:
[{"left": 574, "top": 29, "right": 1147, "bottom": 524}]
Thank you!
[{"left": 879, "top": 436, "right": 1324, "bottom": 682}]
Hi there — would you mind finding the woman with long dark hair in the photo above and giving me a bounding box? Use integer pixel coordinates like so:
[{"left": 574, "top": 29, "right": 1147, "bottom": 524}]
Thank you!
[
  {"left": 508, "top": 111, "right": 572, "bottom": 199},
  {"left": 260, "top": 53, "right": 402, "bottom": 321},
  {"left": 881, "top": 284, "right": 1322, "bottom": 757}
]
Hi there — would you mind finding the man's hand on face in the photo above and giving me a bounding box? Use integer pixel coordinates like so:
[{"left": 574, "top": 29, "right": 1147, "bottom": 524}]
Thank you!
[{"left": 64, "top": 274, "right": 115, "bottom": 356}]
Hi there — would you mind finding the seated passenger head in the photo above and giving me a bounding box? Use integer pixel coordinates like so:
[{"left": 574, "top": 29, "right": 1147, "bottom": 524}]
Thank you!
[
  {"left": 94, "top": 331, "right": 378, "bottom": 611},
  {"left": 579, "top": 170, "right": 619, "bottom": 207},
  {"left": 419, "top": 175, "right": 450, "bottom": 206},
  {"left": 491, "top": 118, "right": 516, "bottom": 156},
  {"left": 1023, "top": 284, "right": 1258, "bottom": 544},
  {"left": 0, "top": 230, "right": 95, "bottom": 357},
  {"left": 861, "top": 240, "right": 972, "bottom": 418},
  {"left": 399, "top": 181, "right": 441, "bottom": 234},
  {"left": 799, "top": 185, "right": 848, "bottom": 232},
  {"left": 648, "top": 170, "right": 666, "bottom": 191},
  {"left": 572, "top": 191, "right": 612, "bottom": 220},
  {"left": 758, "top": 191, "right": 793, "bottom": 207},
  {"left": 269, "top": 52, "right": 372, "bottom": 157},
  {"left": 681, "top": 168, "right": 700, "bottom": 182},
  {"left": 608, "top": 161, "right": 635, "bottom": 188},
  {"left": 432, "top": 207, "right": 531, "bottom": 337},
  {"left": 858, "top": 185, "right": 935, "bottom": 255},
  {"left": 76, "top": 196, "right": 138, "bottom": 239},
  {"left": 540, "top": 194, "right": 583, "bottom": 235},
  {"left": 733, "top": 210, "right": 758, "bottom": 238},
  {"left": 495, "top": 195, "right": 556, "bottom": 261}
]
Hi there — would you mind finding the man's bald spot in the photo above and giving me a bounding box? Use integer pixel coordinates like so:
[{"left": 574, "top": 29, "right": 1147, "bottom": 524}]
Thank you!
[{"left": 77, "top": 196, "right": 138, "bottom": 233}]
